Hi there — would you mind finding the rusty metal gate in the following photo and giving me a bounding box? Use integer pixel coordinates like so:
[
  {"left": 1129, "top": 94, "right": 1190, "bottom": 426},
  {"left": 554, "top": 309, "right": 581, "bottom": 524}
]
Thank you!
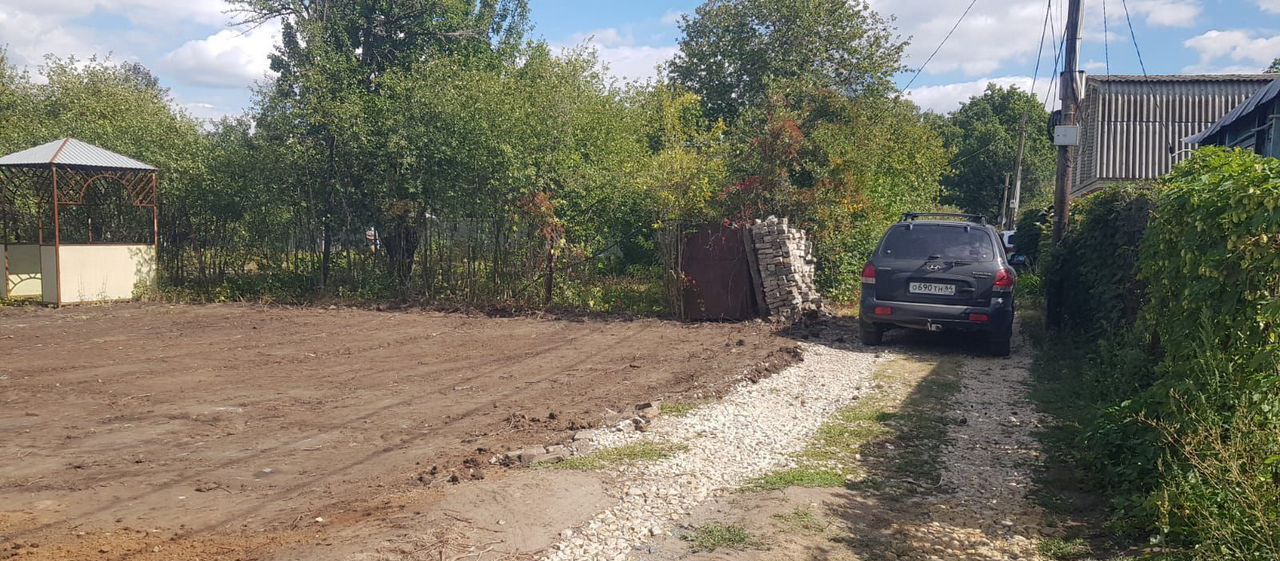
[{"left": 676, "top": 224, "right": 759, "bottom": 321}]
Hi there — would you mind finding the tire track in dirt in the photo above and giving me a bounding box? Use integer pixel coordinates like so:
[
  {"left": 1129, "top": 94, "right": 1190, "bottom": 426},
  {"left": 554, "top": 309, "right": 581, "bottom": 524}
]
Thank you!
[{"left": 3, "top": 325, "right": 622, "bottom": 537}]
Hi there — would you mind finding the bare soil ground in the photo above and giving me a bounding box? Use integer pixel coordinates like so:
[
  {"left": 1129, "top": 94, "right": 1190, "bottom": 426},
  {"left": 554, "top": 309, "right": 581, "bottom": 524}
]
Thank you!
[{"left": 0, "top": 304, "right": 795, "bottom": 561}]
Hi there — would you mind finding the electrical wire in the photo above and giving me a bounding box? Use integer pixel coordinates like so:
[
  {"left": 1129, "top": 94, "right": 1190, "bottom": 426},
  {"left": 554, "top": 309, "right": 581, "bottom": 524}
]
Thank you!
[
  {"left": 950, "top": 0, "right": 1053, "bottom": 169},
  {"left": 1029, "top": 0, "right": 1053, "bottom": 96},
  {"left": 903, "top": 0, "right": 980, "bottom": 90},
  {"left": 1119, "top": 0, "right": 1149, "bottom": 77},
  {"left": 1102, "top": 0, "right": 1112, "bottom": 75}
]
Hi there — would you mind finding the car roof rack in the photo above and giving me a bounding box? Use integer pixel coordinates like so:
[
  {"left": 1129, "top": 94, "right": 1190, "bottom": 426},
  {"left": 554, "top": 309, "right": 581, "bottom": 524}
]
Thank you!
[{"left": 900, "top": 212, "right": 987, "bottom": 225}]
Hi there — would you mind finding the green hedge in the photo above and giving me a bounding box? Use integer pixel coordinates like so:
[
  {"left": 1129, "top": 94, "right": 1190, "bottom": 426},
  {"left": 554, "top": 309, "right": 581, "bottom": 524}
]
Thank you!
[{"left": 1041, "top": 148, "right": 1280, "bottom": 559}]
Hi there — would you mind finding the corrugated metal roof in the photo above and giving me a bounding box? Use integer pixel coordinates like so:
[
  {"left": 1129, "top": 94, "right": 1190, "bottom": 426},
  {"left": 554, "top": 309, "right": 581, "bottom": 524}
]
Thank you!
[
  {"left": 1088, "top": 74, "right": 1278, "bottom": 83},
  {"left": 1187, "top": 77, "right": 1280, "bottom": 144},
  {"left": 0, "top": 138, "right": 156, "bottom": 171},
  {"left": 1074, "top": 74, "right": 1273, "bottom": 196}
]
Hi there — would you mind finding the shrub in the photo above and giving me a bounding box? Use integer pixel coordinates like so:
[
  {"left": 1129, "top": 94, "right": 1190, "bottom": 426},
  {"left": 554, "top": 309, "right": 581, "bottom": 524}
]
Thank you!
[
  {"left": 1011, "top": 205, "right": 1052, "bottom": 267},
  {"left": 1043, "top": 183, "right": 1153, "bottom": 335},
  {"left": 1037, "top": 149, "right": 1280, "bottom": 559}
]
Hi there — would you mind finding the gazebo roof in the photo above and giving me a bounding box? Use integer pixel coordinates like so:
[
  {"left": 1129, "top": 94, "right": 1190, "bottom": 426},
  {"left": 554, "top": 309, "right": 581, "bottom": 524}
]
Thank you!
[{"left": 0, "top": 138, "right": 156, "bottom": 171}]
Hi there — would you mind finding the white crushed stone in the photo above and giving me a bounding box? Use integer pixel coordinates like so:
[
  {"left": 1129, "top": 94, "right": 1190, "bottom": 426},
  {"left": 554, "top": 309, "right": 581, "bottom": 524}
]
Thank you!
[{"left": 541, "top": 343, "right": 885, "bottom": 561}]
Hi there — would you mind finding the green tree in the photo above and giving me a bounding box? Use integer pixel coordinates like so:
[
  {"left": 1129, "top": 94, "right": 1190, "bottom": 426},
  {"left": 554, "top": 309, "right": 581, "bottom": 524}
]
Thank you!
[
  {"left": 726, "top": 82, "right": 949, "bottom": 299},
  {"left": 668, "top": 0, "right": 904, "bottom": 124},
  {"left": 936, "top": 84, "right": 1055, "bottom": 222},
  {"left": 1267, "top": 58, "right": 1280, "bottom": 73},
  {"left": 233, "top": 0, "right": 531, "bottom": 289}
]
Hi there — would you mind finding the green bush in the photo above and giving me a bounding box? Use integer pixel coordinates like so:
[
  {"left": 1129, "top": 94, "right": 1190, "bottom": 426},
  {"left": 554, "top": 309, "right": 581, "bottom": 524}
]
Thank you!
[
  {"left": 1138, "top": 149, "right": 1280, "bottom": 556},
  {"left": 1044, "top": 183, "right": 1153, "bottom": 334},
  {"left": 1011, "top": 205, "right": 1052, "bottom": 267},
  {"left": 1038, "top": 149, "right": 1280, "bottom": 559}
]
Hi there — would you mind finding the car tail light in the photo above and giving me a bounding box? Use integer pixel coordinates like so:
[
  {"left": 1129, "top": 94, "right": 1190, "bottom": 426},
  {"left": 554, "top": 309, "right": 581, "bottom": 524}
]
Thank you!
[
  {"left": 861, "top": 262, "right": 876, "bottom": 285},
  {"left": 873, "top": 306, "right": 893, "bottom": 316},
  {"left": 969, "top": 313, "right": 991, "bottom": 323},
  {"left": 993, "top": 268, "right": 1014, "bottom": 291}
]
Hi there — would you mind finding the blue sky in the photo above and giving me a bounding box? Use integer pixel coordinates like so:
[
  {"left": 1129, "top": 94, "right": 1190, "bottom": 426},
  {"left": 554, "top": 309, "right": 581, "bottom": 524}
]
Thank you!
[{"left": 0, "top": 0, "right": 1276, "bottom": 118}]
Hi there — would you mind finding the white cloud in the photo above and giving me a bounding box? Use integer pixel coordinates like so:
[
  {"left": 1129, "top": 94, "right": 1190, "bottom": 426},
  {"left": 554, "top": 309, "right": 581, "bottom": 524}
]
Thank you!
[
  {"left": 0, "top": 0, "right": 228, "bottom": 27},
  {"left": 160, "top": 21, "right": 280, "bottom": 89},
  {"left": 1122, "top": 0, "right": 1201, "bottom": 27},
  {"left": 1259, "top": 0, "right": 1280, "bottom": 14},
  {"left": 0, "top": 5, "right": 101, "bottom": 69},
  {"left": 1183, "top": 29, "right": 1280, "bottom": 73},
  {"left": 561, "top": 28, "right": 677, "bottom": 85},
  {"left": 906, "top": 76, "right": 1052, "bottom": 114}
]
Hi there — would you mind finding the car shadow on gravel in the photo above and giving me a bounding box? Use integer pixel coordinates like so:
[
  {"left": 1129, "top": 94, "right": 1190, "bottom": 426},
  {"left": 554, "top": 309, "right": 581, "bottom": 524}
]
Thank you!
[{"left": 768, "top": 317, "right": 1034, "bottom": 561}]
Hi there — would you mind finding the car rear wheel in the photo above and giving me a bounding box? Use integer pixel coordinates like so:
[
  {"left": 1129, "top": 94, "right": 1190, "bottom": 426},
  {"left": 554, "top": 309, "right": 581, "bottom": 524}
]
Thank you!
[
  {"left": 860, "top": 322, "right": 883, "bottom": 346},
  {"left": 989, "top": 331, "right": 1012, "bottom": 357}
]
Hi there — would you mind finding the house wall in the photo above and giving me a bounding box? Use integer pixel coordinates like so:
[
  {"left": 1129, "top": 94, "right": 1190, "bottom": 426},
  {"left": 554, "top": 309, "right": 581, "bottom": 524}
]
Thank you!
[
  {"left": 1074, "top": 76, "right": 1273, "bottom": 197},
  {"left": 3, "top": 245, "right": 44, "bottom": 299},
  {"left": 56, "top": 244, "right": 154, "bottom": 304}
]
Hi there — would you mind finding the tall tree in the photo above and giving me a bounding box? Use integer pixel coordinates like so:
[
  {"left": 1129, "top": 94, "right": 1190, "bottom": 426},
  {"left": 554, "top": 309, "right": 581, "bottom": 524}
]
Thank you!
[
  {"left": 232, "top": 0, "right": 530, "bottom": 289},
  {"left": 1267, "top": 58, "right": 1280, "bottom": 73},
  {"left": 936, "top": 84, "right": 1056, "bottom": 221},
  {"left": 668, "top": 0, "right": 905, "bottom": 124},
  {"left": 725, "top": 82, "right": 949, "bottom": 299}
]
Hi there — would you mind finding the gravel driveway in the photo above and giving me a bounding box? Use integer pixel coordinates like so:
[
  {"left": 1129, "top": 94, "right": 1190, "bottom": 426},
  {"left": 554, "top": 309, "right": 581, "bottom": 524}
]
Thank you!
[{"left": 543, "top": 342, "right": 887, "bottom": 560}]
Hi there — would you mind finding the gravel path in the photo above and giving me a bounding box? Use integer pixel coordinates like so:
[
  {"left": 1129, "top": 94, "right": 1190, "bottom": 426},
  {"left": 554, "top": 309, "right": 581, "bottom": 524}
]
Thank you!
[
  {"left": 898, "top": 332, "right": 1051, "bottom": 561},
  {"left": 541, "top": 343, "right": 885, "bottom": 561}
]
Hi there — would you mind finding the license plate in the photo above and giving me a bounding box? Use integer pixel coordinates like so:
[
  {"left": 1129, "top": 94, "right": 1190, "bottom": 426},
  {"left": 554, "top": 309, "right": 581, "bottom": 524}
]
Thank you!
[{"left": 909, "top": 282, "right": 956, "bottom": 296}]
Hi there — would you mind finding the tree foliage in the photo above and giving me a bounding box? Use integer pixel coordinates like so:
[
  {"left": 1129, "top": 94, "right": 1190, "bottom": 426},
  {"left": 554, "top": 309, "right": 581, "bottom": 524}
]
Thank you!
[
  {"left": 2, "top": 0, "right": 952, "bottom": 309},
  {"left": 669, "top": 0, "right": 904, "bottom": 124}
]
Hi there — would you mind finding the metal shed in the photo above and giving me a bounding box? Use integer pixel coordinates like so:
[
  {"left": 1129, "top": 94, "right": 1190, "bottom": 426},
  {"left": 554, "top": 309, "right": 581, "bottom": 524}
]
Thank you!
[
  {"left": 1073, "top": 74, "right": 1274, "bottom": 197},
  {"left": 0, "top": 138, "right": 159, "bottom": 305}
]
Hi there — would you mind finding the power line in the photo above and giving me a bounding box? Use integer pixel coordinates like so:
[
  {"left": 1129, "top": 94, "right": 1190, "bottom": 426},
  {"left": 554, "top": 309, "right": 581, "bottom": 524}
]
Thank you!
[
  {"left": 1029, "top": 0, "right": 1053, "bottom": 96},
  {"left": 953, "top": 0, "right": 1052, "bottom": 172},
  {"left": 904, "top": 0, "right": 980, "bottom": 90},
  {"left": 1102, "top": 0, "right": 1111, "bottom": 74},
  {"left": 1118, "top": 0, "right": 1149, "bottom": 76}
]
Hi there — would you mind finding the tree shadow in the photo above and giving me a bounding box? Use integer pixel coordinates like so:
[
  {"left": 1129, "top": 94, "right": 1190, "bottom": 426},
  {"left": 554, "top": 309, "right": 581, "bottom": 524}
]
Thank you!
[{"left": 774, "top": 317, "right": 1040, "bottom": 560}]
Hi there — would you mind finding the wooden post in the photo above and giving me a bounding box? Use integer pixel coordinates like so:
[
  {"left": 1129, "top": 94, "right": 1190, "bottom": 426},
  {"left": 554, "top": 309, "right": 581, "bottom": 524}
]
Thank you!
[
  {"left": 52, "top": 165, "right": 61, "bottom": 307},
  {"left": 741, "top": 224, "right": 768, "bottom": 318},
  {"left": 1053, "top": 0, "right": 1085, "bottom": 244}
]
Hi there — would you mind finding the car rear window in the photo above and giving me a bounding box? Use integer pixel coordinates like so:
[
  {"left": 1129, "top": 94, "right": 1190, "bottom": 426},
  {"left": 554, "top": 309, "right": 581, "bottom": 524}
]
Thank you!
[{"left": 879, "top": 224, "right": 996, "bottom": 262}]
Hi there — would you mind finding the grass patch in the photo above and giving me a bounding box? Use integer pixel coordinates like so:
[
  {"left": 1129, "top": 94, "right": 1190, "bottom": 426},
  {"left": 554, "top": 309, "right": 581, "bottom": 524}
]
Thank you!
[
  {"left": 1038, "top": 538, "right": 1092, "bottom": 560},
  {"left": 750, "top": 468, "right": 846, "bottom": 490},
  {"left": 771, "top": 508, "right": 830, "bottom": 534},
  {"left": 682, "top": 522, "right": 761, "bottom": 552},
  {"left": 543, "top": 441, "right": 686, "bottom": 470},
  {"left": 659, "top": 401, "right": 704, "bottom": 418}
]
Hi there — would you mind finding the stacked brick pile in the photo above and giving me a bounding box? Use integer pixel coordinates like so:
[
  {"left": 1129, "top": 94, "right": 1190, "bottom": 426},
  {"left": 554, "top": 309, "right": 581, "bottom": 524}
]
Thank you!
[{"left": 750, "top": 217, "right": 823, "bottom": 318}]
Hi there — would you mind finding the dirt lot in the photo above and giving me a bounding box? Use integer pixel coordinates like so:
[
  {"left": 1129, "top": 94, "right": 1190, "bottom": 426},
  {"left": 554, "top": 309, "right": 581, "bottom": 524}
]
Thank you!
[{"left": 0, "top": 304, "right": 794, "bottom": 560}]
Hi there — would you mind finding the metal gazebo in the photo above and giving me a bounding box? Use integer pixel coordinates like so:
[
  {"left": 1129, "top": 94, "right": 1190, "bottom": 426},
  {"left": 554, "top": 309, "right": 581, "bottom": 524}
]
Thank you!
[{"left": 0, "top": 138, "right": 159, "bottom": 306}]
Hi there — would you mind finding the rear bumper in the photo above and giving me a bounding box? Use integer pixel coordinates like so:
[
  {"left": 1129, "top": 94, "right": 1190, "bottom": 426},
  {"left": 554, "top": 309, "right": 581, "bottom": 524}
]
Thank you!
[{"left": 861, "top": 296, "right": 1014, "bottom": 333}]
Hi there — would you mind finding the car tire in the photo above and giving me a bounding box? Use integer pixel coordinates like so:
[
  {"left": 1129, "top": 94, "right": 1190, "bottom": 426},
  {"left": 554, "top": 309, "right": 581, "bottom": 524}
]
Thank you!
[
  {"left": 860, "top": 322, "right": 883, "bottom": 346},
  {"left": 989, "top": 331, "right": 1012, "bottom": 357}
]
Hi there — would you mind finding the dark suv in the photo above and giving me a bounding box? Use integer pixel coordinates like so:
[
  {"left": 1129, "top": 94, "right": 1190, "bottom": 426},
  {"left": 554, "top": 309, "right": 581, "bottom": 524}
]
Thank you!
[{"left": 860, "top": 213, "right": 1016, "bottom": 356}]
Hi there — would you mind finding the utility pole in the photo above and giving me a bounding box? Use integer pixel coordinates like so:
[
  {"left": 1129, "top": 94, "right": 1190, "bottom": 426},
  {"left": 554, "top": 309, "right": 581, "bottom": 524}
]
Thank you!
[
  {"left": 1053, "top": 0, "right": 1084, "bottom": 243},
  {"left": 999, "top": 174, "right": 1011, "bottom": 230},
  {"left": 1011, "top": 114, "right": 1028, "bottom": 227}
]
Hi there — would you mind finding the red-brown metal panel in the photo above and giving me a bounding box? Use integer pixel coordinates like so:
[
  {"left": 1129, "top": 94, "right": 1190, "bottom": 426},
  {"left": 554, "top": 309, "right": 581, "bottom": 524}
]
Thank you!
[{"left": 679, "top": 224, "right": 758, "bottom": 321}]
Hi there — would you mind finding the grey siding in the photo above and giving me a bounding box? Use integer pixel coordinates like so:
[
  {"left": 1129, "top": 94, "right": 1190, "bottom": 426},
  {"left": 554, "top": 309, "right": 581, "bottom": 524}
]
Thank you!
[{"left": 1073, "top": 75, "right": 1272, "bottom": 197}]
